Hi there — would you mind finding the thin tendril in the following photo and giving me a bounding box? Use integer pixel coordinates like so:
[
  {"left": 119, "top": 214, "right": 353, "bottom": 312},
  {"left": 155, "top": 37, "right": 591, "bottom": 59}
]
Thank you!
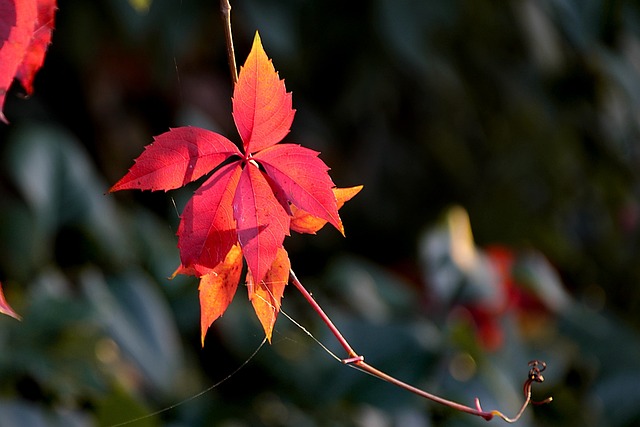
[
  {"left": 107, "top": 336, "right": 267, "bottom": 427},
  {"left": 277, "top": 307, "right": 343, "bottom": 363},
  {"left": 247, "top": 277, "right": 344, "bottom": 363},
  {"left": 249, "top": 283, "right": 382, "bottom": 376}
]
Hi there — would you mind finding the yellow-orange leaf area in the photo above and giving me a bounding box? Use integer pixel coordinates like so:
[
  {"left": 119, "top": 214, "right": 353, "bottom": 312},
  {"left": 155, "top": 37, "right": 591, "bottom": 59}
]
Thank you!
[
  {"left": 197, "top": 244, "right": 243, "bottom": 346},
  {"left": 291, "top": 186, "right": 363, "bottom": 234},
  {"left": 247, "top": 247, "right": 290, "bottom": 342}
]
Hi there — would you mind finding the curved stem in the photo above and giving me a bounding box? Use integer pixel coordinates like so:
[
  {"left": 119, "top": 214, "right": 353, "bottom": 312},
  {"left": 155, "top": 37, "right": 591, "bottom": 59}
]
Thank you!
[{"left": 289, "top": 268, "right": 552, "bottom": 422}]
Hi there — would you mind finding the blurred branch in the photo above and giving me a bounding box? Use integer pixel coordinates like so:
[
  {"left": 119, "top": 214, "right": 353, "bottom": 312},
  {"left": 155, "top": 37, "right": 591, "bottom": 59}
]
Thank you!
[{"left": 289, "top": 269, "right": 552, "bottom": 422}]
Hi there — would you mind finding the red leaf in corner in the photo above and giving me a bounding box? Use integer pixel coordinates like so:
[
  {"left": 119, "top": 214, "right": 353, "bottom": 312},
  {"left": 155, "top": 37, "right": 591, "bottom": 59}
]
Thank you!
[
  {"left": 15, "top": 0, "right": 56, "bottom": 95},
  {"left": 0, "top": 0, "right": 37, "bottom": 122},
  {"left": 0, "top": 0, "right": 57, "bottom": 123}
]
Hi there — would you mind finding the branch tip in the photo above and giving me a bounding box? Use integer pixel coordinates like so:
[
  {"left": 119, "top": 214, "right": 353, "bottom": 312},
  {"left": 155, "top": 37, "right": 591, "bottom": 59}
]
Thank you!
[{"left": 220, "top": 0, "right": 238, "bottom": 84}]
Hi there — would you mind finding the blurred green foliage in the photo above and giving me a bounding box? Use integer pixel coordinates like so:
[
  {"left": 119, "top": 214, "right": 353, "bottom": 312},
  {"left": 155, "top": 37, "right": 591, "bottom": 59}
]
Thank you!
[{"left": 1, "top": 0, "right": 640, "bottom": 425}]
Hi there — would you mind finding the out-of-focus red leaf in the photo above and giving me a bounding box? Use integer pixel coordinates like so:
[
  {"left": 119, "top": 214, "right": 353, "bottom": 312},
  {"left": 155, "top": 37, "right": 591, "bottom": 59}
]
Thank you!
[
  {"left": 15, "top": 0, "right": 56, "bottom": 94},
  {"left": 247, "top": 247, "right": 290, "bottom": 342},
  {"left": 199, "top": 244, "right": 243, "bottom": 345},
  {"left": 463, "top": 246, "right": 554, "bottom": 351},
  {"left": 232, "top": 32, "right": 295, "bottom": 154},
  {"left": 291, "top": 186, "right": 363, "bottom": 234},
  {"left": 234, "top": 162, "right": 290, "bottom": 284},
  {"left": 256, "top": 144, "right": 343, "bottom": 234},
  {"left": 178, "top": 162, "right": 242, "bottom": 276},
  {"left": 0, "top": 282, "right": 20, "bottom": 320},
  {"left": 109, "top": 127, "right": 241, "bottom": 192}
]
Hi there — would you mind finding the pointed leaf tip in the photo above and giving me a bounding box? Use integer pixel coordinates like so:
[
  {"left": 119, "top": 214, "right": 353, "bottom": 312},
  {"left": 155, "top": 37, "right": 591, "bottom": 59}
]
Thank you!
[
  {"left": 0, "top": 282, "right": 21, "bottom": 321},
  {"left": 232, "top": 32, "right": 295, "bottom": 153}
]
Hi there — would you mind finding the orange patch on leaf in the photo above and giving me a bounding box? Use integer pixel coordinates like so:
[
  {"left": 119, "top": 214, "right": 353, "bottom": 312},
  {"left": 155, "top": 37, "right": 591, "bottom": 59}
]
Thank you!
[
  {"left": 247, "top": 247, "right": 290, "bottom": 342},
  {"left": 198, "top": 244, "right": 243, "bottom": 346},
  {"left": 290, "top": 186, "right": 363, "bottom": 234}
]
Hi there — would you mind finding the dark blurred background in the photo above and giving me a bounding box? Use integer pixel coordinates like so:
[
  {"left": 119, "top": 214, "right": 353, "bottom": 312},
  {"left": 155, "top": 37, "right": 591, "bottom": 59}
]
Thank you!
[{"left": 1, "top": 0, "right": 640, "bottom": 426}]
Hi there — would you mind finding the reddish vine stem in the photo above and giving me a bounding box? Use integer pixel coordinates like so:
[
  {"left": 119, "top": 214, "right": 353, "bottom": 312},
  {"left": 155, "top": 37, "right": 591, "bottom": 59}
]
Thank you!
[
  {"left": 289, "top": 268, "right": 552, "bottom": 422},
  {"left": 220, "top": 0, "right": 238, "bottom": 84}
]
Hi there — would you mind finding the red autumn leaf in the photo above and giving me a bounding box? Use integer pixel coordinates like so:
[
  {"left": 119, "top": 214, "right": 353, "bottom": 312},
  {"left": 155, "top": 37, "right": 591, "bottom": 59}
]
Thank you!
[
  {"left": 0, "top": 281, "right": 20, "bottom": 320},
  {"left": 112, "top": 31, "right": 360, "bottom": 343},
  {"left": 0, "top": 0, "right": 56, "bottom": 123}
]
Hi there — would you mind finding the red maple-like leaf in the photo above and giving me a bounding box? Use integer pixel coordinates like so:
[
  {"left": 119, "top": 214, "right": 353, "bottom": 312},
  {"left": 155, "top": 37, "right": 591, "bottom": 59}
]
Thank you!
[
  {"left": 0, "top": 0, "right": 57, "bottom": 123},
  {"left": 111, "top": 32, "right": 360, "bottom": 343}
]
